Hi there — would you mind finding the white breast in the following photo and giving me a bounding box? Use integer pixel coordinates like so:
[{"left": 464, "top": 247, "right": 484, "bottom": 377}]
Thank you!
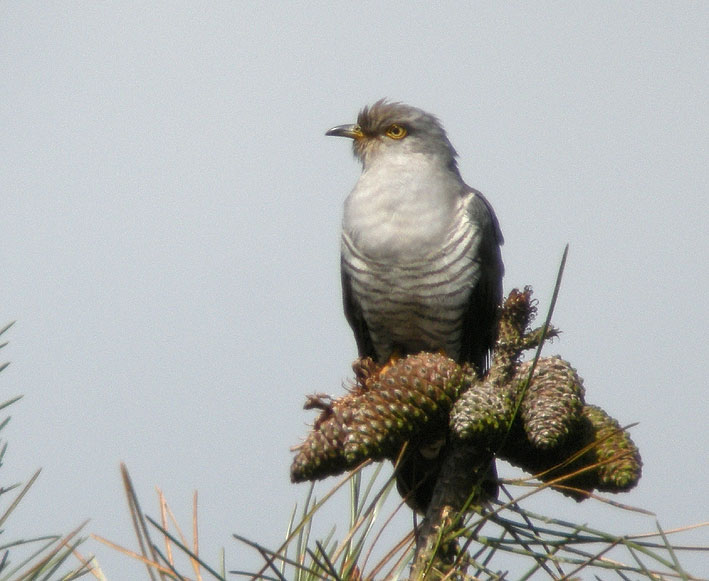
[{"left": 342, "top": 186, "right": 482, "bottom": 362}]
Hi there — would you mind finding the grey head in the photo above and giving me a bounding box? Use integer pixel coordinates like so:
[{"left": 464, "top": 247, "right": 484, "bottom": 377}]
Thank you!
[{"left": 326, "top": 99, "right": 460, "bottom": 173}]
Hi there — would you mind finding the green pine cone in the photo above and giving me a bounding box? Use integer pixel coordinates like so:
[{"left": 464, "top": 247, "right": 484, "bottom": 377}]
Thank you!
[
  {"left": 450, "top": 377, "right": 515, "bottom": 444},
  {"left": 343, "top": 353, "right": 463, "bottom": 462},
  {"left": 518, "top": 356, "right": 586, "bottom": 449},
  {"left": 290, "top": 424, "right": 348, "bottom": 482},
  {"left": 581, "top": 404, "right": 643, "bottom": 491},
  {"left": 292, "top": 287, "right": 643, "bottom": 502},
  {"left": 498, "top": 403, "right": 642, "bottom": 499},
  {"left": 291, "top": 353, "right": 465, "bottom": 482}
]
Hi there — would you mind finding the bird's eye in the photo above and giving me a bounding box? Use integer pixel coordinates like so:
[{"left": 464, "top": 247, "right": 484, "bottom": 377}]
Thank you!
[{"left": 385, "top": 124, "right": 407, "bottom": 139}]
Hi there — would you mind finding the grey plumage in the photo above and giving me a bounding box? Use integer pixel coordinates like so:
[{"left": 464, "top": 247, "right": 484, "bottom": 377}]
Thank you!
[
  {"left": 327, "top": 100, "right": 504, "bottom": 509},
  {"left": 330, "top": 100, "right": 503, "bottom": 372}
]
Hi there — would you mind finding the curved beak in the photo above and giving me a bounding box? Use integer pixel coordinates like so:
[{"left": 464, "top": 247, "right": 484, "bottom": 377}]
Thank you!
[{"left": 325, "top": 124, "right": 364, "bottom": 139}]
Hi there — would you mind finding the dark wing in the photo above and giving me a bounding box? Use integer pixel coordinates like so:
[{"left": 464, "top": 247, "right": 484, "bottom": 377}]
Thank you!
[
  {"left": 459, "top": 188, "right": 504, "bottom": 375},
  {"left": 341, "top": 258, "right": 376, "bottom": 358}
]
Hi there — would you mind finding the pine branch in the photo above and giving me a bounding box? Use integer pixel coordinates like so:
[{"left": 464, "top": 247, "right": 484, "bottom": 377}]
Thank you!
[{"left": 290, "top": 288, "right": 642, "bottom": 579}]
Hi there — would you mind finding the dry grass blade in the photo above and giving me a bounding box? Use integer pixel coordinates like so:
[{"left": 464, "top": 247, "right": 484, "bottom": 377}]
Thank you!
[
  {"left": 0, "top": 468, "right": 41, "bottom": 529},
  {"left": 143, "top": 515, "right": 224, "bottom": 581},
  {"left": 322, "top": 464, "right": 397, "bottom": 570},
  {"left": 248, "top": 459, "right": 373, "bottom": 579},
  {"left": 95, "top": 466, "right": 221, "bottom": 580},
  {"left": 479, "top": 495, "right": 708, "bottom": 579},
  {"left": 157, "top": 489, "right": 173, "bottom": 569},
  {"left": 72, "top": 549, "right": 106, "bottom": 580},
  {"left": 91, "top": 533, "right": 181, "bottom": 577},
  {"left": 359, "top": 495, "right": 412, "bottom": 574},
  {"left": 193, "top": 492, "right": 201, "bottom": 581},
  {"left": 155, "top": 486, "right": 203, "bottom": 580},
  {"left": 231, "top": 532, "right": 318, "bottom": 578},
  {"left": 366, "top": 529, "right": 415, "bottom": 580},
  {"left": 655, "top": 520, "right": 688, "bottom": 578},
  {"left": 11, "top": 520, "right": 90, "bottom": 581},
  {"left": 120, "top": 463, "right": 163, "bottom": 581},
  {"left": 0, "top": 321, "right": 15, "bottom": 345},
  {"left": 629, "top": 521, "right": 709, "bottom": 544},
  {"left": 0, "top": 394, "right": 23, "bottom": 413},
  {"left": 557, "top": 536, "right": 624, "bottom": 580}
]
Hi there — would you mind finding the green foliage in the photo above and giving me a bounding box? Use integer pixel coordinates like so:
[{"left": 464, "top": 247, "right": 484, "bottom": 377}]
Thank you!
[
  {"left": 235, "top": 464, "right": 412, "bottom": 580},
  {"left": 0, "top": 322, "right": 93, "bottom": 581},
  {"left": 2, "top": 302, "right": 704, "bottom": 580},
  {"left": 229, "top": 467, "right": 708, "bottom": 580},
  {"left": 108, "top": 460, "right": 708, "bottom": 579}
]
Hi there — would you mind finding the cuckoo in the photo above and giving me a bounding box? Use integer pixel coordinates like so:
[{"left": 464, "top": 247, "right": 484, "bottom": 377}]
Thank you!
[{"left": 327, "top": 100, "right": 504, "bottom": 510}]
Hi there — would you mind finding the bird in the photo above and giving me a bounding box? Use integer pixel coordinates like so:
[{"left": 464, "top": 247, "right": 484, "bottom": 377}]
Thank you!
[{"left": 326, "top": 100, "right": 504, "bottom": 511}]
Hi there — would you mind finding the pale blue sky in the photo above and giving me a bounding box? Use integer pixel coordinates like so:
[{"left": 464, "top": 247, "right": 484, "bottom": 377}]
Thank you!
[{"left": 1, "top": 3, "right": 707, "bottom": 578}]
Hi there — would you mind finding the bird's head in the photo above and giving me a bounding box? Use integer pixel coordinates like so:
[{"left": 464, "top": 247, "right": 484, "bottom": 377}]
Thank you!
[{"left": 326, "top": 99, "right": 459, "bottom": 172}]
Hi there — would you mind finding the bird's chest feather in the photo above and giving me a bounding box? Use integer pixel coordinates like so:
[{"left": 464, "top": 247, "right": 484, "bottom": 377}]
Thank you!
[
  {"left": 342, "top": 163, "right": 460, "bottom": 262},
  {"left": 342, "top": 179, "right": 475, "bottom": 313}
]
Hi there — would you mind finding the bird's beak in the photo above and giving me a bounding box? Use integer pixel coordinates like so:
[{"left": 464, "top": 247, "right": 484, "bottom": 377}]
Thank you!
[{"left": 325, "top": 124, "right": 364, "bottom": 139}]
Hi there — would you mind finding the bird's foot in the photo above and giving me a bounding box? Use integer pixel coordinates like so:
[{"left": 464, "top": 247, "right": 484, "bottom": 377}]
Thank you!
[{"left": 379, "top": 351, "right": 403, "bottom": 376}]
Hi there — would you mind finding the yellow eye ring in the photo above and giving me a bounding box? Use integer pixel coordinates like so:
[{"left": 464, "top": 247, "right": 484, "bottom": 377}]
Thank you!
[{"left": 385, "top": 124, "right": 407, "bottom": 139}]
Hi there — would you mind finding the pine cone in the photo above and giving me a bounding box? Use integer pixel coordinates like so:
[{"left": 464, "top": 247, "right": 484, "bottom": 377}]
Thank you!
[
  {"left": 498, "top": 403, "right": 642, "bottom": 499},
  {"left": 450, "top": 375, "right": 514, "bottom": 445},
  {"left": 518, "top": 356, "right": 585, "bottom": 449},
  {"left": 291, "top": 287, "right": 642, "bottom": 505},
  {"left": 291, "top": 353, "right": 464, "bottom": 483},
  {"left": 580, "top": 404, "right": 643, "bottom": 492}
]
